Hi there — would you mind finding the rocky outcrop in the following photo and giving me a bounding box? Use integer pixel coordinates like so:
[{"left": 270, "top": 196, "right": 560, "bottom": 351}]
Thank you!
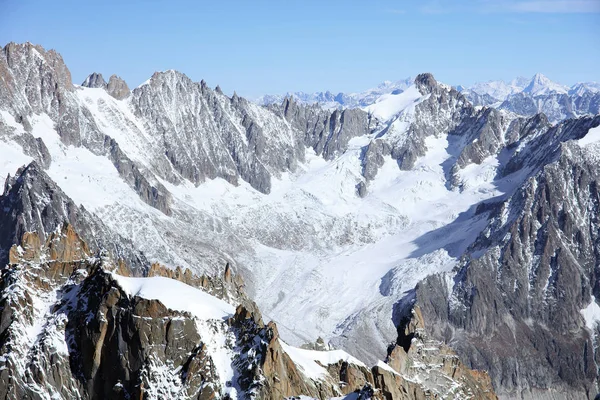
[
  {"left": 81, "top": 72, "right": 107, "bottom": 88},
  {"left": 106, "top": 74, "right": 130, "bottom": 100},
  {"left": 68, "top": 268, "right": 223, "bottom": 399},
  {"left": 361, "top": 73, "right": 474, "bottom": 182},
  {"left": 147, "top": 261, "right": 247, "bottom": 304},
  {"left": 81, "top": 72, "right": 130, "bottom": 100},
  {"left": 0, "top": 161, "right": 148, "bottom": 272},
  {"left": 271, "top": 97, "right": 375, "bottom": 160},
  {"left": 384, "top": 307, "right": 497, "bottom": 400}
]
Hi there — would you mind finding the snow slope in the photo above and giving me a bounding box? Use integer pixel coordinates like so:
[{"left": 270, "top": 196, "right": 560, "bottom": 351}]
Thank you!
[
  {"left": 111, "top": 273, "right": 236, "bottom": 320},
  {"left": 279, "top": 340, "right": 365, "bottom": 380},
  {"left": 365, "top": 85, "right": 423, "bottom": 120}
]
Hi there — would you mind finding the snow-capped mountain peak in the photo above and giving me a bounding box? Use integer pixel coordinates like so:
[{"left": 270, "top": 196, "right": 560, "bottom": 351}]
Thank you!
[
  {"left": 570, "top": 81, "right": 600, "bottom": 96},
  {"left": 522, "top": 72, "right": 568, "bottom": 96}
]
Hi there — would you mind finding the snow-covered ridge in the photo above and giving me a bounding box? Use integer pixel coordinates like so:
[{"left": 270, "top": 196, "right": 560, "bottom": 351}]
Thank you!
[
  {"left": 111, "top": 273, "right": 236, "bottom": 320},
  {"left": 280, "top": 340, "right": 366, "bottom": 380}
]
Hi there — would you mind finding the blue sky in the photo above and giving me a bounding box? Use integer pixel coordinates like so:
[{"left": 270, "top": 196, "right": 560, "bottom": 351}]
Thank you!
[{"left": 1, "top": 0, "right": 599, "bottom": 97}]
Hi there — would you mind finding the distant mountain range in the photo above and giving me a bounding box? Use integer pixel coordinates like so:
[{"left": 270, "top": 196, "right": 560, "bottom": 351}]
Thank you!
[
  {"left": 256, "top": 77, "right": 414, "bottom": 109},
  {"left": 258, "top": 73, "right": 600, "bottom": 123}
]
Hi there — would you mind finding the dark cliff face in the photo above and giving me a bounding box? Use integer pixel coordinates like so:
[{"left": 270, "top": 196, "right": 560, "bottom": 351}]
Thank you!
[
  {"left": 67, "top": 268, "right": 223, "bottom": 400},
  {"left": 0, "top": 224, "right": 232, "bottom": 399}
]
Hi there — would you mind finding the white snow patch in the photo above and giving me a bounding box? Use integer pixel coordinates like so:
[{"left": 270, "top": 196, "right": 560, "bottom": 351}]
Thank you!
[
  {"left": 279, "top": 340, "right": 365, "bottom": 380},
  {"left": 455, "top": 155, "right": 500, "bottom": 189},
  {"left": 376, "top": 360, "right": 400, "bottom": 375},
  {"left": 111, "top": 273, "right": 235, "bottom": 320},
  {"left": 577, "top": 125, "right": 600, "bottom": 147},
  {"left": 364, "top": 85, "right": 422, "bottom": 120},
  {"left": 581, "top": 296, "right": 600, "bottom": 331},
  {"left": 0, "top": 110, "right": 34, "bottom": 178}
]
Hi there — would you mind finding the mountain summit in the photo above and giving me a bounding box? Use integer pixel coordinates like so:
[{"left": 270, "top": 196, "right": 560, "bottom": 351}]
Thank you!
[{"left": 522, "top": 72, "right": 568, "bottom": 96}]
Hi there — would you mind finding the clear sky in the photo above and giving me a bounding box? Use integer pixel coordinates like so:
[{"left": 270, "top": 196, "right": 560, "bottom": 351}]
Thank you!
[{"left": 1, "top": 0, "right": 599, "bottom": 97}]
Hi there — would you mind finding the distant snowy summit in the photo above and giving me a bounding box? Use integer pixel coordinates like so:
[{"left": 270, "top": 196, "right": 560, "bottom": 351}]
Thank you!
[
  {"left": 257, "top": 73, "right": 599, "bottom": 123},
  {"left": 462, "top": 73, "right": 600, "bottom": 123},
  {"left": 465, "top": 73, "right": 577, "bottom": 100},
  {"left": 256, "top": 77, "right": 414, "bottom": 109}
]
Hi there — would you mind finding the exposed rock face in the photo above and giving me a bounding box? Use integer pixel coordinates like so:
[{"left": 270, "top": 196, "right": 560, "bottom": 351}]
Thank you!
[
  {"left": 0, "top": 161, "right": 148, "bottom": 272},
  {"left": 396, "top": 116, "right": 600, "bottom": 399},
  {"left": 270, "top": 97, "right": 375, "bottom": 160},
  {"left": 106, "top": 74, "right": 130, "bottom": 100},
  {"left": 128, "top": 71, "right": 307, "bottom": 194},
  {"left": 68, "top": 268, "right": 222, "bottom": 399},
  {"left": 81, "top": 72, "right": 107, "bottom": 88},
  {"left": 0, "top": 227, "right": 226, "bottom": 399},
  {"left": 384, "top": 307, "right": 497, "bottom": 400},
  {"left": 0, "top": 43, "right": 173, "bottom": 214}
]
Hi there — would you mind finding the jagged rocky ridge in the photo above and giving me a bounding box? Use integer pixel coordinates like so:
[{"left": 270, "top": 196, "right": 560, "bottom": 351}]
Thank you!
[{"left": 1, "top": 41, "right": 600, "bottom": 399}]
